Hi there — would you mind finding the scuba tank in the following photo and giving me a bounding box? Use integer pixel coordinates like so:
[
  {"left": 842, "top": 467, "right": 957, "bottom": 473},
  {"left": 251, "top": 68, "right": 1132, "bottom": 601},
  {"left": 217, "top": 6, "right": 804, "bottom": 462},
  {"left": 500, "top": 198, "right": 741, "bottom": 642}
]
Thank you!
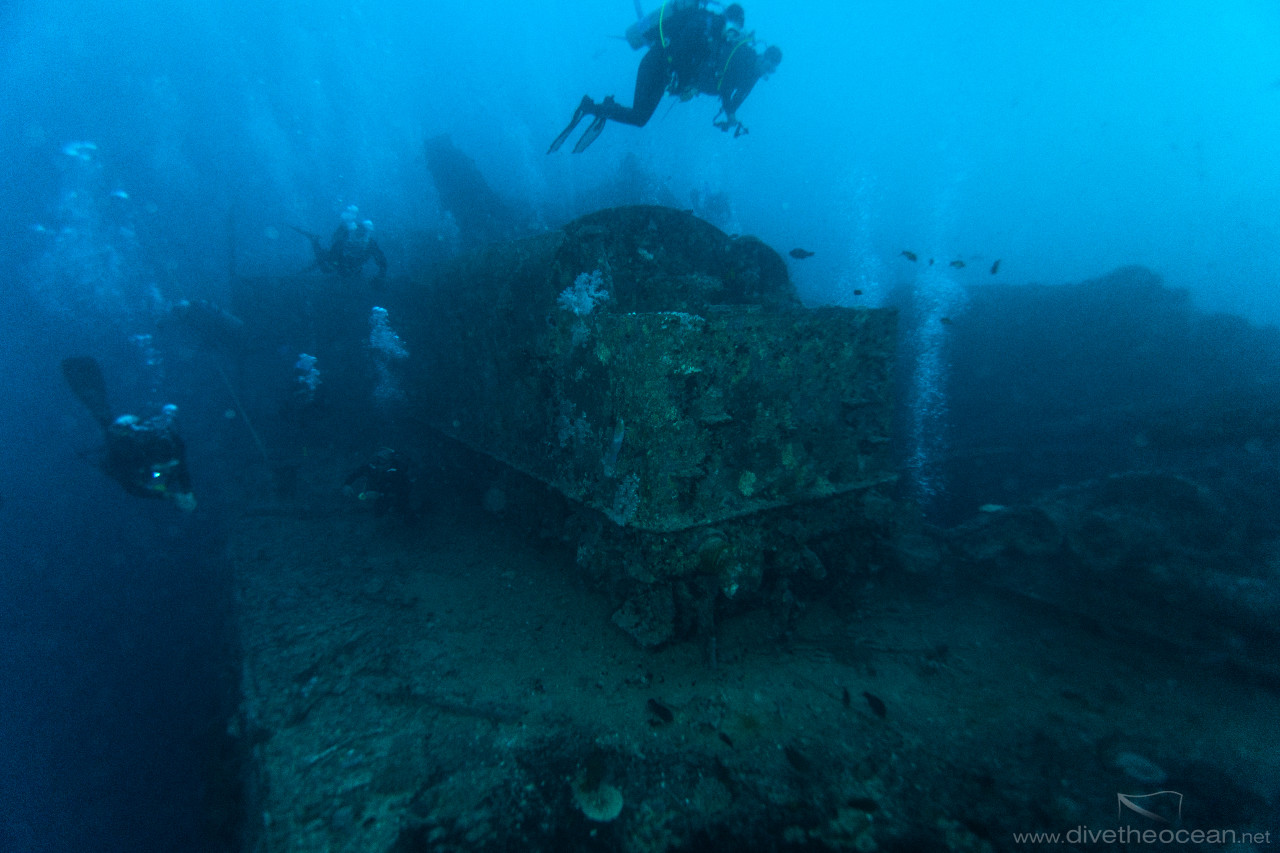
[{"left": 625, "top": 0, "right": 707, "bottom": 50}]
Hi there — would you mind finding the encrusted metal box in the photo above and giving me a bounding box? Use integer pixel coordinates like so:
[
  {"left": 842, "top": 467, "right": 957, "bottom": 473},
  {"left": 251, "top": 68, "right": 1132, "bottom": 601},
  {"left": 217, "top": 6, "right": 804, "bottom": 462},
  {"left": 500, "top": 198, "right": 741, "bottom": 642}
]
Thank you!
[{"left": 402, "top": 206, "right": 896, "bottom": 645}]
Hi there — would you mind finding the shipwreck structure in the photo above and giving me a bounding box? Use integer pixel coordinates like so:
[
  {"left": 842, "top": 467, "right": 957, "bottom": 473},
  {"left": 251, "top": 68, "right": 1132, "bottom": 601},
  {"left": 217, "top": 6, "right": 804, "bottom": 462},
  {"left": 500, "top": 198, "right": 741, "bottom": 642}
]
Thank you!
[
  {"left": 400, "top": 206, "right": 897, "bottom": 647},
  {"left": 222, "top": 212, "right": 1280, "bottom": 852}
]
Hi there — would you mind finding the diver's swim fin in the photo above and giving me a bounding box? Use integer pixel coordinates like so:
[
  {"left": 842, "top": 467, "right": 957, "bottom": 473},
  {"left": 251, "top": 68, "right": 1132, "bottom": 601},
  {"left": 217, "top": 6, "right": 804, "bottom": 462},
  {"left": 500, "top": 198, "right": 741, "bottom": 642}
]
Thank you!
[
  {"left": 61, "top": 356, "right": 113, "bottom": 430},
  {"left": 572, "top": 115, "right": 608, "bottom": 154},
  {"left": 548, "top": 96, "right": 594, "bottom": 154},
  {"left": 289, "top": 224, "right": 328, "bottom": 268}
]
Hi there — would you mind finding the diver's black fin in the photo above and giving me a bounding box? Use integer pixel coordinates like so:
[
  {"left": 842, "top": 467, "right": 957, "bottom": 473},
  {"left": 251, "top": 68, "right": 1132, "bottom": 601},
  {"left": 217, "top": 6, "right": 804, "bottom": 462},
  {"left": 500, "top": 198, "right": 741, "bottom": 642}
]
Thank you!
[
  {"left": 289, "top": 225, "right": 329, "bottom": 268},
  {"left": 61, "top": 356, "right": 112, "bottom": 429},
  {"left": 572, "top": 115, "right": 608, "bottom": 154},
  {"left": 289, "top": 224, "right": 325, "bottom": 252},
  {"left": 548, "top": 96, "right": 594, "bottom": 154}
]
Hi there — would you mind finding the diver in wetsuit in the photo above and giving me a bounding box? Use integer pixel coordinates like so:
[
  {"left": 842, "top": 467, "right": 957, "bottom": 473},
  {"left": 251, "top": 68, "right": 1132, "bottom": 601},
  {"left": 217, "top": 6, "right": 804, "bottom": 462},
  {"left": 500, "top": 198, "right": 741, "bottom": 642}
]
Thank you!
[
  {"left": 292, "top": 205, "right": 388, "bottom": 284},
  {"left": 342, "top": 447, "right": 417, "bottom": 524},
  {"left": 549, "top": 3, "right": 779, "bottom": 152},
  {"left": 61, "top": 356, "right": 197, "bottom": 512},
  {"left": 710, "top": 41, "right": 780, "bottom": 137}
]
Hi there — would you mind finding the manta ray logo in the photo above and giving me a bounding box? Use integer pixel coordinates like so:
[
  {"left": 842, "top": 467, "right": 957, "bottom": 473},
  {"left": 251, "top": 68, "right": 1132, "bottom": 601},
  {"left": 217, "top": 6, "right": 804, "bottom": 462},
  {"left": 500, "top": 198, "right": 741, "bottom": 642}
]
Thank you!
[{"left": 1118, "top": 791, "right": 1183, "bottom": 823}]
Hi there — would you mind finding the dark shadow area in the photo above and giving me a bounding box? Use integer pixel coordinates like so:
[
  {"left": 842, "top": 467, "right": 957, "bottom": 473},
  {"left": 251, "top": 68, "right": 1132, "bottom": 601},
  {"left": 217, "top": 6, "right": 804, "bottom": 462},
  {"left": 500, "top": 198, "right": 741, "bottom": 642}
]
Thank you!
[{"left": 0, "top": 284, "right": 244, "bottom": 853}]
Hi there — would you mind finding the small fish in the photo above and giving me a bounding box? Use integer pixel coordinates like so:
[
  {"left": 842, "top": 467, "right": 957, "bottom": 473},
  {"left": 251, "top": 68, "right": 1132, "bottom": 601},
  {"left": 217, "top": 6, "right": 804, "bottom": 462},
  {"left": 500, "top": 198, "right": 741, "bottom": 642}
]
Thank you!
[
  {"left": 841, "top": 686, "right": 851, "bottom": 708},
  {"left": 949, "top": 259, "right": 965, "bottom": 269},
  {"left": 718, "top": 731, "right": 734, "bottom": 748},
  {"left": 863, "top": 691, "right": 888, "bottom": 718},
  {"left": 928, "top": 258, "right": 935, "bottom": 265},
  {"left": 853, "top": 289, "right": 863, "bottom": 297},
  {"left": 990, "top": 259, "right": 1001, "bottom": 275},
  {"left": 940, "top": 317, "right": 954, "bottom": 326},
  {"left": 899, "top": 250, "right": 918, "bottom": 262},
  {"left": 789, "top": 248, "right": 815, "bottom": 259},
  {"left": 848, "top": 797, "right": 879, "bottom": 813},
  {"left": 646, "top": 698, "right": 674, "bottom": 724},
  {"left": 784, "top": 745, "right": 813, "bottom": 774}
]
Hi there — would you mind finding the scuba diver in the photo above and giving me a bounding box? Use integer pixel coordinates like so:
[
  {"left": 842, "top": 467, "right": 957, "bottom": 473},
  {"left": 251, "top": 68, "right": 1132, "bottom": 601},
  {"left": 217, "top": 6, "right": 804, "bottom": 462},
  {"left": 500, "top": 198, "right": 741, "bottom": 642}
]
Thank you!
[
  {"left": 342, "top": 447, "right": 418, "bottom": 524},
  {"left": 712, "top": 40, "right": 781, "bottom": 138},
  {"left": 292, "top": 205, "right": 388, "bottom": 285},
  {"left": 549, "top": 2, "right": 780, "bottom": 153},
  {"left": 163, "top": 297, "right": 246, "bottom": 350},
  {"left": 60, "top": 356, "right": 197, "bottom": 512}
]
